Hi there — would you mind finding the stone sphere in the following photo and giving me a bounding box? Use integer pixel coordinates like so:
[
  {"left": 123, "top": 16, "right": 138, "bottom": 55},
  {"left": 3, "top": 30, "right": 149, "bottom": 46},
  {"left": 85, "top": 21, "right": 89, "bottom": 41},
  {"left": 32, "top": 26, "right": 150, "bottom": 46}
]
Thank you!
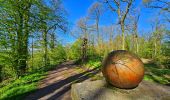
[{"left": 102, "top": 50, "right": 144, "bottom": 89}]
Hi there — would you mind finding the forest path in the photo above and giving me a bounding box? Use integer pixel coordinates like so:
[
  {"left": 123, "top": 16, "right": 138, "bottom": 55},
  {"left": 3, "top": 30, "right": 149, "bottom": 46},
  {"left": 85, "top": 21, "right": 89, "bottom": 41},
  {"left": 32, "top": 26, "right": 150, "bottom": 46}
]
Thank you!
[{"left": 25, "top": 61, "right": 100, "bottom": 100}]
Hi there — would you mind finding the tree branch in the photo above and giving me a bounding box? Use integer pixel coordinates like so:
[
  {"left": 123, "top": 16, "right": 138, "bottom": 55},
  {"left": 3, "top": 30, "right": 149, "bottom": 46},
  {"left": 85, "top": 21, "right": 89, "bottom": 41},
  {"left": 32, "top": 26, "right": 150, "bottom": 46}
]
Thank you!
[
  {"left": 105, "top": 0, "right": 116, "bottom": 12},
  {"left": 122, "top": 0, "right": 133, "bottom": 22}
]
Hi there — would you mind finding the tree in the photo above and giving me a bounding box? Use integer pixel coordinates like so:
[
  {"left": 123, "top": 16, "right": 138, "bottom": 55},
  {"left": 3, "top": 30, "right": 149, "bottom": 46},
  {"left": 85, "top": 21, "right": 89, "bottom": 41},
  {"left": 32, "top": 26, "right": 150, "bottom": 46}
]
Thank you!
[
  {"left": 76, "top": 18, "right": 89, "bottom": 62},
  {"left": 143, "top": 0, "right": 170, "bottom": 23},
  {"left": 0, "top": 0, "right": 67, "bottom": 77},
  {"left": 128, "top": 11, "right": 140, "bottom": 53},
  {"left": 104, "top": 0, "right": 135, "bottom": 50},
  {"left": 67, "top": 39, "right": 82, "bottom": 60},
  {"left": 36, "top": 0, "right": 67, "bottom": 67},
  {"left": 162, "top": 30, "right": 170, "bottom": 67},
  {"left": 150, "top": 18, "right": 165, "bottom": 57},
  {"left": 143, "top": 0, "right": 170, "bottom": 12},
  {"left": 49, "top": 44, "right": 67, "bottom": 64},
  {"left": 88, "top": 2, "right": 104, "bottom": 45},
  {"left": 0, "top": 0, "right": 35, "bottom": 76},
  {"left": 49, "top": 32, "right": 56, "bottom": 50}
]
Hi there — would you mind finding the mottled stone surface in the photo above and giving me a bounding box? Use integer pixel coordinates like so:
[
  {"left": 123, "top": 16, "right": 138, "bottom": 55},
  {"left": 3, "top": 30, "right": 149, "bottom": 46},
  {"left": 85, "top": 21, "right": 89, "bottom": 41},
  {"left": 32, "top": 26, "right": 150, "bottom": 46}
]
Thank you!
[{"left": 71, "top": 80, "right": 170, "bottom": 100}]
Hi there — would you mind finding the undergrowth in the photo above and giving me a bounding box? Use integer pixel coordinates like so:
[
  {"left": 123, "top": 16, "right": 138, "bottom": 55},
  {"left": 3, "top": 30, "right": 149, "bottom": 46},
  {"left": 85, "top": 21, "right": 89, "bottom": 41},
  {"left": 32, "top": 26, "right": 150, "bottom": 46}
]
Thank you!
[{"left": 0, "top": 72, "right": 47, "bottom": 100}]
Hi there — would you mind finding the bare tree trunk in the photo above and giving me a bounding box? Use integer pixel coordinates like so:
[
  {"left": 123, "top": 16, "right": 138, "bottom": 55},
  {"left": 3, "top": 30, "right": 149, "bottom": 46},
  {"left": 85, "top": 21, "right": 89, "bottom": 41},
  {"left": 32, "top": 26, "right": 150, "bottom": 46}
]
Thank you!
[
  {"left": 91, "top": 34, "right": 95, "bottom": 56},
  {"left": 96, "top": 18, "right": 102, "bottom": 56},
  {"left": 121, "top": 22, "right": 125, "bottom": 50},
  {"left": 136, "top": 38, "right": 139, "bottom": 53},
  {"left": 134, "top": 33, "right": 139, "bottom": 53},
  {"left": 96, "top": 18, "right": 100, "bottom": 44},
  {"left": 105, "top": 0, "right": 133, "bottom": 50},
  {"left": 82, "top": 38, "right": 88, "bottom": 62},
  {"left": 109, "top": 30, "right": 113, "bottom": 51}
]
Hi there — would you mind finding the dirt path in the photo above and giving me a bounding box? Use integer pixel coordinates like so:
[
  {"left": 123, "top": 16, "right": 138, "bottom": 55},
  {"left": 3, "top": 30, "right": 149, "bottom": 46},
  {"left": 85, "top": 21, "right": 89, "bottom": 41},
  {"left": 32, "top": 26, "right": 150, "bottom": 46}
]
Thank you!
[{"left": 25, "top": 61, "right": 100, "bottom": 100}]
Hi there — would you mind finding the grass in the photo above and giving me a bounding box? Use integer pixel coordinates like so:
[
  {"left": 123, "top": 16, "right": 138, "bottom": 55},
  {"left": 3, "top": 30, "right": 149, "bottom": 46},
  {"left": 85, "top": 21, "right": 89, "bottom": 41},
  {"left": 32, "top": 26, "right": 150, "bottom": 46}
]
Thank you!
[
  {"left": 0, "top": 59, "right": 169, "bottom": 100},
  {"left": 84, "top": 58, "right": 102, "bottom": 69},
  {"left": 143, "top": 63, "right": 170, "bottom": 84},
  {"left": 84, "top": 58, "right": 170, "bottom": 85},
  {"left": 82, "top": 58, "right": 104, "bottom": 81},
  {"left": 0, "top": 60, "right": 66, "bottom": 100},
  {"left": 0, "top": 72, "right": 47, "bottom": 100}
]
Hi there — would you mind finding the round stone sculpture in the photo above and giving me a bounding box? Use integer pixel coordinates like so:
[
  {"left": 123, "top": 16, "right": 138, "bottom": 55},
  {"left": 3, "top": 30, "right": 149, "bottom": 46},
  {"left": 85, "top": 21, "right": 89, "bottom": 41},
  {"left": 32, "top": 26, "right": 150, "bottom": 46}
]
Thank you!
[{"left": 102, "top": 50, "right": 144, "bottom": 89}]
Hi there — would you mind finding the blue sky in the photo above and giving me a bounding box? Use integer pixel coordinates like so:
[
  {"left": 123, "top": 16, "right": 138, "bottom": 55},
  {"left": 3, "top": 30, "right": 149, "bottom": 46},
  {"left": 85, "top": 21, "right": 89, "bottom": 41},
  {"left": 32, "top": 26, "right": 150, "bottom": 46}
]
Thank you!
[{"left": 59, "top": 0, "right": 160, "bottom": 44}]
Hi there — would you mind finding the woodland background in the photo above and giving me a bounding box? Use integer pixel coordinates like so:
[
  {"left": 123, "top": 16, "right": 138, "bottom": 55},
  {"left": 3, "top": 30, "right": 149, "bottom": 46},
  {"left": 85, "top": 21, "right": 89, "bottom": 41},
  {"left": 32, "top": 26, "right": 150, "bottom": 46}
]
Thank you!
[{"left": 0, "top": 0, "right": 169, "bottom": 99}]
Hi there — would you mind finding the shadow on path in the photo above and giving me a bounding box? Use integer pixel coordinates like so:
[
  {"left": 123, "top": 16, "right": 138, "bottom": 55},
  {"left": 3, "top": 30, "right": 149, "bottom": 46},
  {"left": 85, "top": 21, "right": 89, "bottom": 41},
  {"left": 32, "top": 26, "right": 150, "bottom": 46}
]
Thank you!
[{"left": 25, "top": 61, "right": 100, "bottom": 100}]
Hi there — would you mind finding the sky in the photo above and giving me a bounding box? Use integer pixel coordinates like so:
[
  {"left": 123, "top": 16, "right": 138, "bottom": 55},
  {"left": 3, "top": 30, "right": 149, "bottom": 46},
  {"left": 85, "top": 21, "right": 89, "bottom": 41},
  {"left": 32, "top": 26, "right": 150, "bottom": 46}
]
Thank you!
[
  {"left": 58, "top": 0, "right": 161, "bottom": 45},
  {"left": 58, "top": 0, "right": 95, "bottom": 45}
]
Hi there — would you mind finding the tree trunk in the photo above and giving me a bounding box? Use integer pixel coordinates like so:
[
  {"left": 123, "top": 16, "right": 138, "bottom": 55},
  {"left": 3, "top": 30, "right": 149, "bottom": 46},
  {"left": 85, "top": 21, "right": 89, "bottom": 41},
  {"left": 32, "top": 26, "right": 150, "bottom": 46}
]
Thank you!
[
  {"left": 16, "top": 2, "right": 31, "bottom": 76},
  {"left": 96, "top": 18, "right": 99, "bottom": 44},
  {"left": 20, "top": 8, "right": 30, "bottom": 75},
  {"left": 31, "top": 36, "right": 34, "bottom": 70},
  {"left": 135, "top": 33, "right": 139, "bottom": 54},
  {"left": 121, "top": 22, "right": 125, "bottom": 50},
  {"left": 82, "top": 38, "right": 88, "bottom": 63},
  {"left": 96, "top": 18, "right": 102, "bottom": 55},
  {"left": 109, "top": 31, "right": 113, "bottom": 51},
  {"left": 43, "top": 30, "right": 48, "bottom": 67},
  {"left": 50, "top": 33, "right": 55, "bottom": 50},
  {"left": 136, "top": 38, "right": 139, "bottom": 53},
  {"left": 17, "top": 13, "right": 24, "bottom": 76}
]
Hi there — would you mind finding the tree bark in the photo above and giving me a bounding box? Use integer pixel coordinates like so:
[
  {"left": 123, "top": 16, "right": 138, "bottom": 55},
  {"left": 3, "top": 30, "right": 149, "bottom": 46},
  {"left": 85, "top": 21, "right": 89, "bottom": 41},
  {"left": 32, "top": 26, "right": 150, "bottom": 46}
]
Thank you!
[
  {"left": 43, "top": 30, "right": 48, "bottom": 67},
  {"left": 31, "top": 35, "right": 34, "bottom": 70},
  {"left": 121, "top": 22, "right": 125, "bottom": 50},
  {"left": 50, "top": 33, "right": 55, "bottom": 50},
  {"left": 82, "top": 38, "right": 88, "bottom": 62}
]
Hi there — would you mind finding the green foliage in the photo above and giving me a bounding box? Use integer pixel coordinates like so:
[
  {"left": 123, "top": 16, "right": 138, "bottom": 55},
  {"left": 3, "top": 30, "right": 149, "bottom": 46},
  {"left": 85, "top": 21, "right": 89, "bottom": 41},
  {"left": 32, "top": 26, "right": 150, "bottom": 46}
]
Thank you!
[
  {"left": 0, "top": 0, "right": 169, "bottom": 99},
  {"left": 49, "top": 44, "right": 67, "bottom": 65},
  {"left": 67, "top": 39, "right": 82, "bottom": 60},
  {"left": 28, "top": 51, "right": 44, "bottom": 71},
  {"left": 0, "top": 0, "right": 67, "bottom": 79},
  {"left": 160, "top": 31, "right": 170, "bottom": 67},
  {"left": 84, "top": 56, "right": 102, "bottom": 69},
  {"left": 0, "top": 72, "right": 46, "bottom": 100},
  {"left": 27, "top": 44, "right": 67, "bottom": 72},
  {"left": 137, "top": 37, "right": 153, "bottom": 58},
  {"left": 85, "top": 60, "right": 101, "bottom": 69},
  {"left": 0, "top": 51, "right": 17, "bottom": 80}
]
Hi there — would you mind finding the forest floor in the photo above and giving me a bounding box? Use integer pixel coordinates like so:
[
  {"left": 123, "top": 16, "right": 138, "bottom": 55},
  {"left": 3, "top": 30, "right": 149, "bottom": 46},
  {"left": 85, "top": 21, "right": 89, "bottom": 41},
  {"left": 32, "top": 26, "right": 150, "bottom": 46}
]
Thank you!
[{"left": 25, "top": 61, "right": 101, "bottom": 100}]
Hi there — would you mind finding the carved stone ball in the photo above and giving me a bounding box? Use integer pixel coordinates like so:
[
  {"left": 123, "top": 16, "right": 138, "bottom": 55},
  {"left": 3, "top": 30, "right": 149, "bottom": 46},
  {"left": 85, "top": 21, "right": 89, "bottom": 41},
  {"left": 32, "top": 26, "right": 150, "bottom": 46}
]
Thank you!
[{"left": 102, "top": 50, "right": 144, "bottom": 89}]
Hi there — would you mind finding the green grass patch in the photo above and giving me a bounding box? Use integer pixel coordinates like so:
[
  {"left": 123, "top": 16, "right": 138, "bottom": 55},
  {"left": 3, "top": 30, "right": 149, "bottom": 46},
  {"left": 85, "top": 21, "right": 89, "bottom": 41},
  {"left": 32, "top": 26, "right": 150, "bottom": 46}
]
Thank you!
[
  {"left": 0, "top": 72, "right": 47, "bottom": 100},
  {"left": 83, "top": 60, "right": 170, "bottom": 85},
  {"left": 144, "top": 63, "right": 170, "bottom": 84},
  {"left": 84, "top": 58, "right": 101, "bottom": 69}
]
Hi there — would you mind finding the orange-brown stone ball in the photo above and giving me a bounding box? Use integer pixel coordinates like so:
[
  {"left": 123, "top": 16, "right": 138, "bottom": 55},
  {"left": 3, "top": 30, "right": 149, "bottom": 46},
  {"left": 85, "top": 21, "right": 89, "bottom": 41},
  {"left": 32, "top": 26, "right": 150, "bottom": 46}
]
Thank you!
[{"left": 102, "top": 50, "right": 144, "bottom": 89}]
